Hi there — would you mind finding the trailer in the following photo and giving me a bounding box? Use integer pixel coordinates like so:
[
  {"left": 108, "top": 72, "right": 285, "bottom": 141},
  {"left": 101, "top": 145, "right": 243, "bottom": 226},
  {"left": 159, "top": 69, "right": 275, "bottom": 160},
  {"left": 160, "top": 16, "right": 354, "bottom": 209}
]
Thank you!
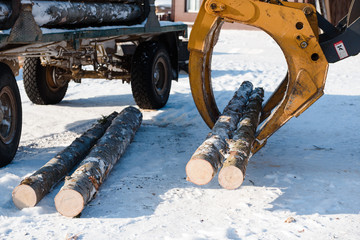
[{"left": 0, "top": 0, "right": 188, "bottom": 166}]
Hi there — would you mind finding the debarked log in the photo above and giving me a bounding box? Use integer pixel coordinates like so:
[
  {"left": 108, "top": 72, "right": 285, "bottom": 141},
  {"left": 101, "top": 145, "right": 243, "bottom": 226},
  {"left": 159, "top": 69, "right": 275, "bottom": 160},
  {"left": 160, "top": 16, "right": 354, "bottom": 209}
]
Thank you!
[
  {"left": 55, "top": 106, "right": 142, "bottom": 217},
  {"left": 186, "top": 81, "right": 253, "bottom": 185},
  {"left": 12, "top": 112, "right": 118, "bottom": 209},
  {"left": 218, "top": 87, "right": 264, "bottom": 190}
]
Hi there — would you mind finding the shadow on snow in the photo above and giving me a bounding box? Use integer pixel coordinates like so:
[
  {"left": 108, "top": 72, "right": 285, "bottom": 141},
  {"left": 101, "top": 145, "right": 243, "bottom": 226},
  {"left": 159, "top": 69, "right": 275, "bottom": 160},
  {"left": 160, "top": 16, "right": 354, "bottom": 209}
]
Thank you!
[{"left": 2, "top": 91, "right": 360, "bottom": 219}]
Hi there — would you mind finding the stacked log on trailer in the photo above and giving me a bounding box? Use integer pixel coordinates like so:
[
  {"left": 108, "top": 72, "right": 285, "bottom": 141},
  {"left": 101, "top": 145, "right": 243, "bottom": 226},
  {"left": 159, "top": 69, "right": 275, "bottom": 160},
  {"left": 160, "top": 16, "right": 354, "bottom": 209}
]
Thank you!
[
  {"left": 186, "top": 81, "right": 264, "bottom": 190},
  {"left": 0, "top": 0, "right": 21, "bottom": 30},
  {"left": 0, "top": 0, "right": 149, "bottom": 30},
  {"left": 0, "top": 2, "right": 11, "bottom": 22}
]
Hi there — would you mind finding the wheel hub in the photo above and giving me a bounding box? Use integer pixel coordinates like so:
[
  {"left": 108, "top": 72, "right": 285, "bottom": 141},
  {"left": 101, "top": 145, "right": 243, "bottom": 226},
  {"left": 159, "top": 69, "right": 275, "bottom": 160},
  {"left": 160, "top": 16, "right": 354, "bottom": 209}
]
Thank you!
[
  {"left": 154, "top": 71, "right": 160, "bottom": 84},
  {"left": 46, "top": 67, "right": 68, "bottom": 92},
  {"left": 0, "top": 86, "right": 16, "bottom": 144},
  {"left": 153, "top": 58, "right": 167, "bottom": 95}
]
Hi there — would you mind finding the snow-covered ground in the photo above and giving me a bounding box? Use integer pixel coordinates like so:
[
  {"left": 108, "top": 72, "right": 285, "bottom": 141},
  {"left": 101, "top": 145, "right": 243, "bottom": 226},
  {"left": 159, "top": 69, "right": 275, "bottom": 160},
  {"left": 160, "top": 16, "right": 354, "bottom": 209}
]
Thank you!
[{"left": 1, "top": 29, "right": 360, "bottom": 239}]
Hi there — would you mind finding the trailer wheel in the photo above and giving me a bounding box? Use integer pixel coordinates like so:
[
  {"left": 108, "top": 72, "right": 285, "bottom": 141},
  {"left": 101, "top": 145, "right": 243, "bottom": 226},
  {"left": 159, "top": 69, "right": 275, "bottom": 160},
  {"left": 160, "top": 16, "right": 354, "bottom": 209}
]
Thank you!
[
  {"left": 0, "top": 63, "right": 22, "bottom": 167},
  {"left": 131, "top": 42, "right": 172, "bottom": 109},
  {"left": 23, "top": 58, "right": 68, "bottom": 105}
]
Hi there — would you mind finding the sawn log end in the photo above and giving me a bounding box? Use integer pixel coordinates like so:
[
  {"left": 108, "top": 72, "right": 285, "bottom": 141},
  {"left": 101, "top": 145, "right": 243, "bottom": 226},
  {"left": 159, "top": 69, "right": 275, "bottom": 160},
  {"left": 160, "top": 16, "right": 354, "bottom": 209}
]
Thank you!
[
  {"left": 55, "top": 189, "right": 84, "bottom": 218},
  {"left": 186, "top": 159, "right": 215, "bottom": 185},
  {"left": 12, "top": 184, "right": 38, "bottom": 209},
  {"left": 218, "top": 165, "right": 244, "bottom": 190}
]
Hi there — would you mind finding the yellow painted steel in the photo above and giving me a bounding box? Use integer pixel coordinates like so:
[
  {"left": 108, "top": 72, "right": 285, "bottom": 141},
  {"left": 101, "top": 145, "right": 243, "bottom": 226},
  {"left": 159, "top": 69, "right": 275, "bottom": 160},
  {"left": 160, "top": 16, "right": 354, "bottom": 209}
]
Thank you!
[{"left": 188, "top": 0, "right": 329, "bottom": 153}]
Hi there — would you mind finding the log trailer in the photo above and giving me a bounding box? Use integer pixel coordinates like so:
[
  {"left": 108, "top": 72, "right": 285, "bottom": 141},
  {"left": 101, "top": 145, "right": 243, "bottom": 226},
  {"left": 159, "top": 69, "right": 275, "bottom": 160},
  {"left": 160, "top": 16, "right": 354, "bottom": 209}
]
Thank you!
[
  {"left": 186, "top": 0, "right": 360, "bottom": 188},
  {"left": 0, "top": 0, "right": 188, "bottom": 166}
]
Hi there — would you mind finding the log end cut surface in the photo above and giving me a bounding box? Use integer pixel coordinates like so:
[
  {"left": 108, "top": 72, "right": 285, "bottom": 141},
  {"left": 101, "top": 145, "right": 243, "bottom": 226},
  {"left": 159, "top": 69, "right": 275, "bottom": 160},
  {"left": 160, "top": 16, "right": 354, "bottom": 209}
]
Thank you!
[
  {"left": 218, "top": 166, "right": 244, "bottom": 190},
  {"left": 12, "top": 185, "right": 37, "bottom": 209},
  {"left": 55, "top": 190, "right": 85, "bottom": 218},
  {"left": 186, "top": 159, "right": 214, "bottom": 185}
]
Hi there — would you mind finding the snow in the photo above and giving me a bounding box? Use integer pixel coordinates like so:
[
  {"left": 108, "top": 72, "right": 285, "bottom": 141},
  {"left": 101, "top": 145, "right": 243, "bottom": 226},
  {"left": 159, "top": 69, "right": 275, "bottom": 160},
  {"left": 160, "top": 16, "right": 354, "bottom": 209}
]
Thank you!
[
  {"left": 2, "top": 29, "right": 360, "bottom": 239},
  {"left": 155, "top": 0, "right": 171, "bottom": 7}
]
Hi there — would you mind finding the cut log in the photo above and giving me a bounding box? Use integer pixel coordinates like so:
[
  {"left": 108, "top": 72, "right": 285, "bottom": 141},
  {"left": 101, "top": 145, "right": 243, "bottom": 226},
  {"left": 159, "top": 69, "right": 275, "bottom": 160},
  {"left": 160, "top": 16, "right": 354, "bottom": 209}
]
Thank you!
[
  {"left": 0, "top": 2, "right": 10, "bottom": 23},
  {"left": 186, "top": 81, "right": 253, "bottom": 185},
  {"left": 0, "top": 0, "right": 145, "bottom": 29},
  {"left": 55, "top": 106, "right": 142, "bottom": 217},
  {"left": 218, "top": 87, "right": 264, "bottom": 190},
  {"left": 12, "top": 112, "right": 118, "bottom": 209},
  {"left": 31, "top": 1, "right": 144, "bottom": 28}
]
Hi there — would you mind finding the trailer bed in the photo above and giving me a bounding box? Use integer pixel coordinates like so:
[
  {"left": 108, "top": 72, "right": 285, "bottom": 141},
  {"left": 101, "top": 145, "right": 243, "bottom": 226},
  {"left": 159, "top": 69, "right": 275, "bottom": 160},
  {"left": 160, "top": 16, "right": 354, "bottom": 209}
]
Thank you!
[{"left": 0, "top": 21, "right": 187, "bottom": 54}]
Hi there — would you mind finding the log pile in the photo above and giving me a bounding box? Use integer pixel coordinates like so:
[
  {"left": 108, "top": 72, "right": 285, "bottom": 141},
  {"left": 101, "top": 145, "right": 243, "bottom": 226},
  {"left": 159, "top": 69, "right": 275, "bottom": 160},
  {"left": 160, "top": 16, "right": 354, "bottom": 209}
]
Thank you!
[
  {"left": 186, "top": 81, "right": 264, "bottom": 190},
  {"left": 12, "top": 112, "right": 118, "bottom": 209},
  {"left": 218, "top": 88, "right": 264, "bottom": 189},
  {"left": 186, "top": 81, "right": 253, "bottom": 185},
  {"left": 12, "top": 107, "right": 142, "bottom": 217}
]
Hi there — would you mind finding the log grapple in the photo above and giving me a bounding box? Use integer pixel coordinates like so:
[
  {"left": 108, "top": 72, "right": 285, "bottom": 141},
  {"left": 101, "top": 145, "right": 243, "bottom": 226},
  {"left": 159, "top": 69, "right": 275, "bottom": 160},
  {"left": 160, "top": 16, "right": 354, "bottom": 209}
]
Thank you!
[{"left": 188, "top": 0, "right": 360, "bottom": 155}]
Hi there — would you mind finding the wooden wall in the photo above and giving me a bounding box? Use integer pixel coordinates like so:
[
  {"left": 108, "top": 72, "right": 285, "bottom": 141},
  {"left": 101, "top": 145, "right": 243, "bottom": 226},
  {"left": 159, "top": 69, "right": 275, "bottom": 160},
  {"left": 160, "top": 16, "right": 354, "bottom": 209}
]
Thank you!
[{"left": 171, "top": 0, "right": 354, "bottom": 28}]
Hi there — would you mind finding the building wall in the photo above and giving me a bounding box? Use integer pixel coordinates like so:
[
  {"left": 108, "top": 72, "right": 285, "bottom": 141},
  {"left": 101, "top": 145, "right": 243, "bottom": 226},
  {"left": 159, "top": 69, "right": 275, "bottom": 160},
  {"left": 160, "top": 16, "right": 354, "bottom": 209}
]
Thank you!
[
  {"left": 328, "top": 0, "right": 352, "bottom": 25},
  {"left": 171, "top": 0, "right": 255, "bottom": 29},
  {"left": 171, "top": 1, "right": 196, "bottom": 23},
  {"left": 171, "top": 0, "right": 318, "bottom": 29}
]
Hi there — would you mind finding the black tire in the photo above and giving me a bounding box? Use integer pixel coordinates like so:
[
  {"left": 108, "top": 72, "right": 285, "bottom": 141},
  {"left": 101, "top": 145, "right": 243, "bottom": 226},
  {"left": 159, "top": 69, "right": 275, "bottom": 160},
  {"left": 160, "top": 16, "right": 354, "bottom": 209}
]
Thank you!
[
  {"left": 23, "top": 58, "right": 68, "bottom": 105},
  {"left": 131, "top": 42, "right": 172, "bottom": 109},
  {"left": 0, "top": 63, "right": 22, "bottom": 167}
]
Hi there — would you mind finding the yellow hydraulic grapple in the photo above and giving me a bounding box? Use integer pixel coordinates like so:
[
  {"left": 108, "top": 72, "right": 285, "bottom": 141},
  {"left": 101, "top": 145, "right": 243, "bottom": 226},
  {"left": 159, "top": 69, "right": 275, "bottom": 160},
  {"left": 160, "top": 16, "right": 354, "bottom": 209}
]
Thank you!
[{"left": 188, "top": 0, "right": 360, "bottom": 154}]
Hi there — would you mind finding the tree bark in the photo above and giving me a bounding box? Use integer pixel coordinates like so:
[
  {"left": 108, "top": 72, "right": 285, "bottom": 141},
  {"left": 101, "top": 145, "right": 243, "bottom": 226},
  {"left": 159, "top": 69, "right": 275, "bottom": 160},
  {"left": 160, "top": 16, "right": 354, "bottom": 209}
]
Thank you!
[
  {"left": 218, "top": 88, "right": 264, "bottom": 190},
  {"left": 186, "top": 81, "right": 253, "bottom": 185},
  {"left": 12, "top": 112, "right": 118, "bottom": 209},
  {"left": 31, "top": 1, "right": 143, "bottom": 28},
  {"left": 0, "top": 1, "right": 145, "bottom": 28},
  {"left": 55, "top": 106, "right": 142, "bottom": 217}
]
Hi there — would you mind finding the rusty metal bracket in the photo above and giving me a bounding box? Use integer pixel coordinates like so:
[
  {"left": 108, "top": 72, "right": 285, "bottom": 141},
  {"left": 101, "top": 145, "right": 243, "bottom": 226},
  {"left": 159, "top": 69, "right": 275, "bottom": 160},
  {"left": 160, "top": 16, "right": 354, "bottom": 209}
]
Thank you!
[{"left": 8, "top": 4, "right": 42, "bottom": 43}]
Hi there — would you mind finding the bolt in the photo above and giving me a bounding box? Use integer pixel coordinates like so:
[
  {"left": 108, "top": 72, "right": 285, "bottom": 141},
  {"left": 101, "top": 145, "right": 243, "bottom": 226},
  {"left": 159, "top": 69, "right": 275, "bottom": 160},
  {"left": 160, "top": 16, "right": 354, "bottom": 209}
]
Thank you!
[
  {"left": 303, "top": 6, "right": 313, "bottom": 16},
  {"left": 210, "top": 3, "right": 217, "bottom": 10},
  {"left": 300, "top": 41, "right": 308, "bottom": 48}
]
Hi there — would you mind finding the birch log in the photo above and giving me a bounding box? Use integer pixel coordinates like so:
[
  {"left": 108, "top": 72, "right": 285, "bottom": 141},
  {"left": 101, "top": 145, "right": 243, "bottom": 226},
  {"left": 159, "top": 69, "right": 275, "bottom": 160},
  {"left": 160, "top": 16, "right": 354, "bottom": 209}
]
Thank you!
[
  {"left": 12, "top": 112, "right": 118, "bottom": 209},
  {"left": 186, "top": 81, "right": 253, "bottom": 185},
  {"left": 218, "top": 88, "right": 264, "bottom": 190},
  {"left": 55, "top": 106, "right": 142, "bottom": 217},
  {"left": 31, "top": 1, "right": 143, "bottom": 28}
]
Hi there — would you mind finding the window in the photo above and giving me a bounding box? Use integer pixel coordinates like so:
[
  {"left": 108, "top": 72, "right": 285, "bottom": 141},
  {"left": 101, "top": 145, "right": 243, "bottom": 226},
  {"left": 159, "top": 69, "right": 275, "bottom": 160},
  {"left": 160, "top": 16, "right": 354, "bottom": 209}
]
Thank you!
[{"left": 186, "top": 0, "right": 201, "bottom": 12}]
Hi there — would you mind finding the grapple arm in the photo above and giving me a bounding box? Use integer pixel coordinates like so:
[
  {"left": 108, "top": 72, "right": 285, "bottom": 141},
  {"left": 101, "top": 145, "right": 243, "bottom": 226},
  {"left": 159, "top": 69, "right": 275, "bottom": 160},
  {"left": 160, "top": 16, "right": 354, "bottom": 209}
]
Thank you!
[{"left": 188, "top": 0, "right": 330, "bottom": 153}]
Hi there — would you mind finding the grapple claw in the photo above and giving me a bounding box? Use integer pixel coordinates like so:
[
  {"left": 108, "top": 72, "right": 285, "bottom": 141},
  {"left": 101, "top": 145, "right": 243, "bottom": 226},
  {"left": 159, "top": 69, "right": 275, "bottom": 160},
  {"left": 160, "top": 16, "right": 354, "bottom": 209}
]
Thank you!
[
  {"left": 188, "top": 7, "right": 224, "bottom": 128},
  {"left": 188, "top": 0, "right": 329, "bottom": 152}
]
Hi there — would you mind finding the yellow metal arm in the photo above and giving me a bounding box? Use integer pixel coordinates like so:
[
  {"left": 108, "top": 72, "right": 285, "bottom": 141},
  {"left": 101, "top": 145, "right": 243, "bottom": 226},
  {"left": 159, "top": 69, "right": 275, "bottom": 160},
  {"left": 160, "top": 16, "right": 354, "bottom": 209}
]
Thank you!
[{"left": 188, "top": 0, "right": 329, "bottom": 153}]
